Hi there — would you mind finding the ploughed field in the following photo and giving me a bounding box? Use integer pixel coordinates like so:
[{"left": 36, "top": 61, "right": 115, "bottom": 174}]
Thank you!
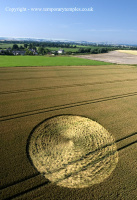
[{"left": 0, "top": 64, "right": 137, "bottom": 200}]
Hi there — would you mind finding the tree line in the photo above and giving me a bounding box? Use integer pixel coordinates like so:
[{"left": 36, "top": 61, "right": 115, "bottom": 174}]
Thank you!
[{"left": 0, "top": 42, "right": 137, "bottom": 55}]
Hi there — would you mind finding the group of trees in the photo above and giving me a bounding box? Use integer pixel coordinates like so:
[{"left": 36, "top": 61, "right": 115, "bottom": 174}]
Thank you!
[
  {"left": 0, "top": 50, "right": 13, "bottom": 55},
  {"left": 11, "top": 44, "right": 51, "bottom": 55},
  {"left": 12, "top": 43, "right": 37, "bottom": 50},
  {"left": 0, "top": 43, "right": 37, "bottom": 55},
  {"left": 0, "top": 45, "right": 116, "bottom": 55},
  {"left": 76, "top": 47, "right": 117, "bottom": 54},
  {"left": 29, "top": 42, "right": 76, "bottom": 48},
  {"left": 10, "top": 42, "right": 76, "bottom": 49},
  {"left": 1, "top": 41, "right": 137, "bottom": 56},
  {"left": 37, "top": 47, "right": 50, "bottom": 55}
]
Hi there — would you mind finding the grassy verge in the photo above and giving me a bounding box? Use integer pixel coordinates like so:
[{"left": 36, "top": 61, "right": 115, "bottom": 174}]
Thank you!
[{"left": 0, "top": 56, "right": 113, "bottom": 67}]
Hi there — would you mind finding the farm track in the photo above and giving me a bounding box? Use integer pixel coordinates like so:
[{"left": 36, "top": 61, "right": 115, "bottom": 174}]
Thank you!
[
  {"left": 1, "top": 131, "right": 137, "bottom": 200},
  {"left": 0, "top": 91, "right": 137, "bottom": 122},
  {"left": 0, "top": 78, "right": 137, "bottom": 95}
]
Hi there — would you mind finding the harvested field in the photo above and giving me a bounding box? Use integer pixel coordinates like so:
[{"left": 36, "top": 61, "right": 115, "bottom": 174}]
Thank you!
[
  {"left": 0, "top": 64, "right": 137, "bottom": 200},
  {"left": 117, "top": 50, "right": 137, "bottom": 55},
  {"left": 76, "top": 50, "right": 137, "bottom": 64}
]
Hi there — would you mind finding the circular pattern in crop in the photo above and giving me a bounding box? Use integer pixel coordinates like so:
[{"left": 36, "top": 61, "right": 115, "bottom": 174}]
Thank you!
[{"left": 28, "top": 115, "right": 118, "bottom": 188}]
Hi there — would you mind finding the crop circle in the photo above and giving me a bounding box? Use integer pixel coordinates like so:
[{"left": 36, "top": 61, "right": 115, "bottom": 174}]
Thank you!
[{"left": 28, "top": 115, "right": 118, "bottom": 188}]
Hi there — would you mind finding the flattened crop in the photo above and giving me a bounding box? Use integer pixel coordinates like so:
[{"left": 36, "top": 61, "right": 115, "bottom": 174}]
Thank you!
[{"left": 28, "top": 115, "right": 118, "bottom": 188}]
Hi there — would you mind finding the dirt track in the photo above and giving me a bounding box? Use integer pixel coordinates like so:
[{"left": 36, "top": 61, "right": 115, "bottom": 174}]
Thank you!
[
  {"left": 76, "top": 50, "right": 137, "bottom": 64},
  {"left": 0, "top": 65, "right": 137, "bottom": 200}
]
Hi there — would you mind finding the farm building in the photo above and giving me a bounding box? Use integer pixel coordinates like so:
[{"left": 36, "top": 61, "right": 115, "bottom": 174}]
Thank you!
[{"left": 57, "top": 49, "right": 64, "bottom": 54}]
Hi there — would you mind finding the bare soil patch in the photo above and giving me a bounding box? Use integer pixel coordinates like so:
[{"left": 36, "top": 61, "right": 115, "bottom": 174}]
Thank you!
[{"left": 76, "top": 50, "right": 137, "bottom": 64}]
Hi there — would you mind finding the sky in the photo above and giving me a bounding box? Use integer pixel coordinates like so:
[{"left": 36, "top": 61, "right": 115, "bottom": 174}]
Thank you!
[{"left": 0, "top": 0, "right": 137, "bottom": 44}]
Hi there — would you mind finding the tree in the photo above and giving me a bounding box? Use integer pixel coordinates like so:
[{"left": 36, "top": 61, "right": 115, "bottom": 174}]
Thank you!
[
  {"left": 78, "top": 48, "right": 85, "bottom": 53},
  {"left": 45, "top": 48, "right": 50, "bottom": 54},
  {"left": 90, "top": 49, "right": 98, "bottom": 54},
  {"left": 66, "top": 51, "right": 72, "bottom": 55},
  {"left": 86, "top": 48, "right": 91, "bottom": 53},
  {"left": 54, "top": 51, "right": 58, "bottom": 56},
  {"left": 20, "top": 45, "right": 24, "bottom": 50},
  {"left": 12, "top": 44, "right": 19, "bottom": 50},
  {"left": 28, "top": 43, "right": 33, "bottom": 49},
  {"left": 25, "top": 49, "right": 33, "bottom": 55},
  {"left": 24, "top": 43, "right": 28, "bottom": 48},
  {"left": 38, "top": 47, "right": 45, "bottom": 55}
]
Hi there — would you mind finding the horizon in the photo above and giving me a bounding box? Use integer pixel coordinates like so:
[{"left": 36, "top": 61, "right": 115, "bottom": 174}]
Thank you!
[
  {"left": 1, "top": 37, "right": 137, "bottom": 46},
  {"left": 0, "top": 0, "right": 137, "bottom": 45}
]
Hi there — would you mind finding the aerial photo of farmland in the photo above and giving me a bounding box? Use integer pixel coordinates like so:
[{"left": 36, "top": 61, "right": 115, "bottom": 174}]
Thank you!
[{"left": 0, "top": 1, "right": 137, "bottom": 200}]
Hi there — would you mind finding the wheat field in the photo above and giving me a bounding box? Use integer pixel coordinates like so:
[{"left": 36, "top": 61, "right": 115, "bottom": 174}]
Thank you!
[{"left": 0, "top": 64, "right": 137, "bottom": 199}]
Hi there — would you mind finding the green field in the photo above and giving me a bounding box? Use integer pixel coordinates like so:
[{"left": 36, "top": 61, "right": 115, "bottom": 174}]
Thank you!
[
  {"left": 47, "top": 46, "right": 114, "bottom": 53},
  {"left": 44, "top": 47, "right": 78, "bottom": 52},
  {"left": 77, "top": 45, "right": 101, "bottom": 48},
  {"left": 0, "top": 43, "right": 22, "bottom": 49},
  {"left": 46, "top": 46, "right": 108, "bottom": 52},
  {"left": 0, "top": 56, "right": 112, "bottom": 67}
]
